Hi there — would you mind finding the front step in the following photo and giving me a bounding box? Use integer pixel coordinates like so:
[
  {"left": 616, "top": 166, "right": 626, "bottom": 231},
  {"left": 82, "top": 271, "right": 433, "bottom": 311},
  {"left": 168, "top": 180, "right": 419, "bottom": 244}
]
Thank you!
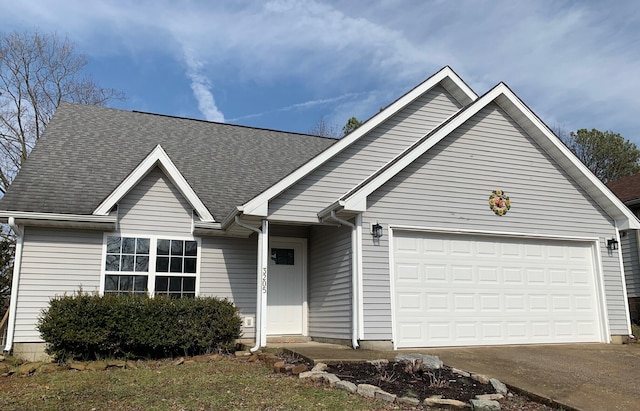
[{"left": 267, "top": 336, "right": 312, "bottom": 344}]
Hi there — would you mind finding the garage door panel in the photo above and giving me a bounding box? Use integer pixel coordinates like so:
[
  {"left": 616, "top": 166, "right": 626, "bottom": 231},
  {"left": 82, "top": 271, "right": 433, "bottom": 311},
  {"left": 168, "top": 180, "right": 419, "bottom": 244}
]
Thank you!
[{"left": 393, "top": 231, "right": 603, "bottom": 347}]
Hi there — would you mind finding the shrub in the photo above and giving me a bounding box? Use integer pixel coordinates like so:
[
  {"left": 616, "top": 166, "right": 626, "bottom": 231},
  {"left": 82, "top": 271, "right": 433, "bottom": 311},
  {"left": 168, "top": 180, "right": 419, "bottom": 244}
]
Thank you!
[{"left": 37, "top": 291, "right": 242, "bottom": 361}]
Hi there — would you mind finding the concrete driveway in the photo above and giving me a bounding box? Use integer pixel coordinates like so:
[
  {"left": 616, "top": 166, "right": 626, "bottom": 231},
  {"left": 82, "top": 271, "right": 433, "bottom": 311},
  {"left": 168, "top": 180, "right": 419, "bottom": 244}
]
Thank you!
[{"left": 426, "top": 344, "right": 640, "bottom": 410}]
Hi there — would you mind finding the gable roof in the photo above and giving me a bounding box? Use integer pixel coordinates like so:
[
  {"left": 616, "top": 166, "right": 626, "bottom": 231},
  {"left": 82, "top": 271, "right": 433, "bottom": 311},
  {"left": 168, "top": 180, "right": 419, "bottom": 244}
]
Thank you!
[
  {"left": 93, "top": 144, "right": 215, "bottom": 222},
  {"left": 241, "top": 66, "right": 478, "bottom": 216},
  {"left": 322, "top": 82, "right": 640, "bottom": 230},
  {"left": 0, "top": 103, "right": 335, "bottom": 221},
  {"left": 607, "top": 174, "right": 640, "bottom": 205}
]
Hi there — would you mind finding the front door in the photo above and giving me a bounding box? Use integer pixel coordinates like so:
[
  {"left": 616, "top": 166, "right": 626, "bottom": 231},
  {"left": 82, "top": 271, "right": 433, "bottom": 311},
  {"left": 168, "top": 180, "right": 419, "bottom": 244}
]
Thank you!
[{"left": 267, "top": 238, "right": 305, "bottom": 335}]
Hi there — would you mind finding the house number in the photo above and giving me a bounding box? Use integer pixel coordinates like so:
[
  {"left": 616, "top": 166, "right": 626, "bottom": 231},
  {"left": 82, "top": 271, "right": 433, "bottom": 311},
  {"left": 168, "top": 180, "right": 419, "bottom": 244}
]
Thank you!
[{"left": 262, "top": 267, "right": 267, "bottom": 293}]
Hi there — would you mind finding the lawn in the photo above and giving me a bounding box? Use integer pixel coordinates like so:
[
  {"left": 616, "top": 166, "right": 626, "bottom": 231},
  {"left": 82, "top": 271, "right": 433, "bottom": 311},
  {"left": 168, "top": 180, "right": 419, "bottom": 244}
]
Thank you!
[{"left": 0, "top": 356, "right": 391, "bottom": 411}]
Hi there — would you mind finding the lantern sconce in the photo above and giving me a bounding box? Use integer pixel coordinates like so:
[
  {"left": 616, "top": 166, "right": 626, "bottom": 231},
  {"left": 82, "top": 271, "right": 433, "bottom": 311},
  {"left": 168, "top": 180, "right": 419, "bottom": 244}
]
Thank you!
[
  {"left": 371, "top": 223, "right": 383, "bottom": 239},
  {"left": 607, "top": 238, "right": 619, "bottom": 251}
]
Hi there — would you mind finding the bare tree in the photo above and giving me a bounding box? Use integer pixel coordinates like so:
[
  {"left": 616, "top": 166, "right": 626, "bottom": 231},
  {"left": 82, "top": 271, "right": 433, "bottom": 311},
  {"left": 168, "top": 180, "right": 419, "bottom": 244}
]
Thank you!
[
  {"left": 0, "top": 30, "right": 124, "bottom": 193},
  {"left": 308, "top": 115, "right": 341, "bottom": 138}
]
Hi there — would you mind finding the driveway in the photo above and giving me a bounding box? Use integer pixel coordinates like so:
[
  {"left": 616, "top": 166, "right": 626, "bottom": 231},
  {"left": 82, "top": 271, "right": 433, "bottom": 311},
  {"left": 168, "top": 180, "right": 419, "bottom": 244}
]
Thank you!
[{"left": 426, "top": 344, "right": 640, "bottom": 410}]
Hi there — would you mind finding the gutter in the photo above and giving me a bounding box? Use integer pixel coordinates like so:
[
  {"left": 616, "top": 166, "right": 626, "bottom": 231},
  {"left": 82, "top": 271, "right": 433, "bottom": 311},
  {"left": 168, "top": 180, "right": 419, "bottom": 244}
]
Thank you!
[
  {"left": 4, "top": 217, "right": 24, "bottom": 353},
  {"left": 325, "top": 211, "right": 360, "bottom": 349},
  {"left": 234, "top": 216, "right": 265, "bottom": 353}
]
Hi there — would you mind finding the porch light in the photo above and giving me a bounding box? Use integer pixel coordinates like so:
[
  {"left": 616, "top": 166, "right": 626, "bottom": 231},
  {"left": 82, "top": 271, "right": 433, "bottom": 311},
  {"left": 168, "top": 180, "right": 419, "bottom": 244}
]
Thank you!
[
  {"left": 607, "top": 238, "right": 619, "bottom": 251},
  {"left": 372, "top": 223, "right": 383, "bottom": 239}
]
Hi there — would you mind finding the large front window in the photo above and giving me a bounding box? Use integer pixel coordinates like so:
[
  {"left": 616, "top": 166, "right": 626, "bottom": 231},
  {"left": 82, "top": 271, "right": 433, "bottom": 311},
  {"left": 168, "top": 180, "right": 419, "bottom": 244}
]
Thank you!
[{"left": 103, "top": 236, "right": 198, "bottom": 297}]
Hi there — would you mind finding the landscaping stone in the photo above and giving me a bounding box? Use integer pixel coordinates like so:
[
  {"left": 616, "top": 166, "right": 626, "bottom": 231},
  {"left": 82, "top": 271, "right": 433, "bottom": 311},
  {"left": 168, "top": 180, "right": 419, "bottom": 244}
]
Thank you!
[
  {"left": 489, "top": 378, "right": 508, "bottom": 395},
  {"left": 234, "top": 351, "right": 251, "bottom": 357},
  {"left": 298, "top": 370, "right": 323, "bottom": 379},
  {"left": 291, "top": 364, "right": 308, "bottom": 375},
  {"left": 475, "top": 394, "right": 504, "bottom": 401},
  {"left": 86, "top": 361, "right": 108, "bottom": 371},
  {"left": 0, "top": 363, "right": 10, "bottom": 375},
  {"left": 184, "top": 360, "right": 195, "bottom": 365},
  {"left": 107, "top": 360, "right": 127, "bottom": 368},
  {"left": 16, "top": 362, "right": 39, "bottom": 375},
  {"left": 395, "top": 353, "right": 443, "bottom": 369},
  {"left": 452, "top": 367, "right": 471, "bottom": 377},
  {"left": 375, "top": 390, "right": 397, "bottom": 403},
  {"left": 39, "top": 363, "right": 65, "bottom": 374},
  {"left": 312, "top": 362, "right": 328, "bottom": 372},
  {"left": 470, "top": 398, "right": 501, "bottom": 411},
  {"left": 423, "top": 396, "right": 470, "bottom": 409},
  {"left": 125, "top": 361, "right": 138, "bottom": 370},
  {"left": 273, "top": 360, "right": 285, "bottom": 372},
  {"left": 171, "top": 358, "right": 185, "bottom": 366},
  {"left": 68, "top": 362, "right": 87, "bottom": 371},
  {"left": 259, "top": 354, "right": 279, "bottom": 366},
  {"left": 321, "top": 373, "right": 341, "bottom": 387},
  {"left": 246, "top": 354, "right": 259, "bottom": 363},
  {"left": 471, "top": 373, "right": 490, "bottom": 384},
  {"left": 284, "top": 364, "right": 295, "bottom": 374},
  {"left": 398, "top": 396, "right": 421, "bottom": 406},
  {"left": 366, "top": 359, "right": 389, "bottom": 366},
  {"left": 0, "top": 354, "right": 5, "bottom": 361},
  {"left": 335, "top": 380, "right": 357, "bottom": 393},
  {"left": 356, "top": 383, "right": 380, "bottom": 398}
]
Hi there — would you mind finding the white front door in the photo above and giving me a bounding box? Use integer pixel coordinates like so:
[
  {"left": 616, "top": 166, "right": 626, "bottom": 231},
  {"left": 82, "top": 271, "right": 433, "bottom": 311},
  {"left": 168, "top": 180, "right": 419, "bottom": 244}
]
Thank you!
[{"left": 267, "top": 238, "right": 306, "bottom": 335}]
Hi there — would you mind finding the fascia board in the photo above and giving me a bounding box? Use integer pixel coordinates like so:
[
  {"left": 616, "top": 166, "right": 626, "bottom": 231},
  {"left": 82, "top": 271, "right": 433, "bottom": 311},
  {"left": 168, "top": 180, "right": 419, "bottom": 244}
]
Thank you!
[
  {"left": 241, "top": 66, "right": 477, "bottom": 217},
  {"left": 93, "top": 145, "right": 215, "bottom": 222}
]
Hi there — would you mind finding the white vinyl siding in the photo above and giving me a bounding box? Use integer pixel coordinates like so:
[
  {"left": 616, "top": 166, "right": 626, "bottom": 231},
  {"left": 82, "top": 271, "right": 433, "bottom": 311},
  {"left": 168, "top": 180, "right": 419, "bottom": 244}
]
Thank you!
[
  {"left": 117, "top": 167, "right": 193, "bottom": 236},
  {"left": 621, "top": 230, "right": 640, "bottom": 298},
  {"left": 14, "top": 227, "right": 103, "bottom": 343},
  {"left": 269, "top": 85, "right": 463, "bottom": 222},
  {"left": 199, "top": 236, "right": 257, "bottom": 339},
  {"left": 363, "top": 102, "right": 625, "bottom": 339},
  {"left": 308, "top": 224, "right": 352, "bottom": 339}
]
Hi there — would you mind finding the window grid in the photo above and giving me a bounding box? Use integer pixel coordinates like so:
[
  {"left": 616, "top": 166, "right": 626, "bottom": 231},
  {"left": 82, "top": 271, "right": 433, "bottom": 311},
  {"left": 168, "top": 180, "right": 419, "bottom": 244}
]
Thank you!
[{"left": 103, "top": 236, "right": 198, "bottom": 298}]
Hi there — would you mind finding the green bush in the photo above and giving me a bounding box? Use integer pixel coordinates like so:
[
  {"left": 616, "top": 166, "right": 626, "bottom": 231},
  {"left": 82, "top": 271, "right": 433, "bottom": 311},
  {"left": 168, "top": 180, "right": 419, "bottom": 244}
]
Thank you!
[{"left": 37, "top": 291, "right": 242, "bottom": 361}]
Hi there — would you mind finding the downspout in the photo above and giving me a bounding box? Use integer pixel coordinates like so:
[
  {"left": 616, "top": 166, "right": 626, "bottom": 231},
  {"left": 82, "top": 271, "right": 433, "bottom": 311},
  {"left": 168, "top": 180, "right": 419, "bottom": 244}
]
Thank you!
[
  {"left": 234, "top": 216, "right": 265, "bottom": 353},
  {"left": 4, "top": 217, "right": 24, "bottom": 353},
  {"left": 327, "top": 211, "right": 359, "bottom": 349}
]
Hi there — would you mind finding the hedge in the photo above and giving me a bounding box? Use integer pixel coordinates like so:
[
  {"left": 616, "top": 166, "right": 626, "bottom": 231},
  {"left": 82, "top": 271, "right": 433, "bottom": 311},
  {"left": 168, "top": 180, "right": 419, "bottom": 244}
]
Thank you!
[{"left": 37, "top": 292, "right": 242, "bottom": 361}]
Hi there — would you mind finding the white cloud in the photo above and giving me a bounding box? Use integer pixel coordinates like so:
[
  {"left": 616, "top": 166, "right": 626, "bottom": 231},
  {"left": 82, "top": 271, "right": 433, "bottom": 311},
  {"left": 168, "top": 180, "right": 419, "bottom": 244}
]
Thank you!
[{"left": 182, "top": 47, "right": 225, "bottom": 122}]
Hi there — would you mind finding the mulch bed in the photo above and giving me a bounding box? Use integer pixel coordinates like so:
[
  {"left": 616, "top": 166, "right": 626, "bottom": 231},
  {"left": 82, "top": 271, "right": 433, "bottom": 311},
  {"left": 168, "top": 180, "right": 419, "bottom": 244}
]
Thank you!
[{"left": 327, "top": 361, "right": 491, "bottom": 402}]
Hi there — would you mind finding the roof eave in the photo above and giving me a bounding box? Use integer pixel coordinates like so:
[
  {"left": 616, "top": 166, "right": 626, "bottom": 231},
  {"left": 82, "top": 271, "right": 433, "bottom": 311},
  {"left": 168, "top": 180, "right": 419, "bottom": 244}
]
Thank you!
[{"left": 0, "top": 211, "right": 117, "bottom": 231}]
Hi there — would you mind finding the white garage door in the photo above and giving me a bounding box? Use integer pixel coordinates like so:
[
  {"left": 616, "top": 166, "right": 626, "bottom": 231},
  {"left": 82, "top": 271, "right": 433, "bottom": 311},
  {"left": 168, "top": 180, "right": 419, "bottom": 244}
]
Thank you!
[{"left": 393, "top": 231, "right": 603, "bottom": 348}]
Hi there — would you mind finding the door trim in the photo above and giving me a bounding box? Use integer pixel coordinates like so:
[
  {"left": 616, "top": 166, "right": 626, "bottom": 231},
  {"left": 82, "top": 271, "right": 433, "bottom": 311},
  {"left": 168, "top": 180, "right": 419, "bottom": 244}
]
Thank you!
[{"left": 269, "top": 237, "right": 308, "bottom": 336}]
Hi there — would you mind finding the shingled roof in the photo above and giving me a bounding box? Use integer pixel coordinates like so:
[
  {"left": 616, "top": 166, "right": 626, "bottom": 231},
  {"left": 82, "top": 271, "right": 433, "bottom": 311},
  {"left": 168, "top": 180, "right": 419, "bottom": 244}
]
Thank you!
[
  {"left": 0, "top": 102, "right": 336, "bottom": 221},
  {"left": 607, "top": 173, "right": 640, "bottom": 204}
]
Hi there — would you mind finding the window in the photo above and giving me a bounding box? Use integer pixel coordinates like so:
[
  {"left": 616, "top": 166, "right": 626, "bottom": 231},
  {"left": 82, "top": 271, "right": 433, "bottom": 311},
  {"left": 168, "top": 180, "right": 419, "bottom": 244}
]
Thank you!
[
  {"left": 271, "top": 248, "right": 294, "bottom": 265},
  {"left": 103, "top": 236, "right": 198, "bottom": 297}
]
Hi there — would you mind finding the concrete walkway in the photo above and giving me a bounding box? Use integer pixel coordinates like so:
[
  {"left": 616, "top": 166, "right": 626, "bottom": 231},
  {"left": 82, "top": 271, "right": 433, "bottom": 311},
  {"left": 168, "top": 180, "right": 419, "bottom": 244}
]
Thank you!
[{"left": 280, "top": 342, "right": 640, "bottom": 411}]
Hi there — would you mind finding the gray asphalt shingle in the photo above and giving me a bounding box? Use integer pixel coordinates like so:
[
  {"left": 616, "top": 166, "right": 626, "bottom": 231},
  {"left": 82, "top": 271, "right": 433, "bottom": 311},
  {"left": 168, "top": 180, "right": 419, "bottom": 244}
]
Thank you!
[{"left": 0, "top": 102, "right": 336, "bottom": 221}]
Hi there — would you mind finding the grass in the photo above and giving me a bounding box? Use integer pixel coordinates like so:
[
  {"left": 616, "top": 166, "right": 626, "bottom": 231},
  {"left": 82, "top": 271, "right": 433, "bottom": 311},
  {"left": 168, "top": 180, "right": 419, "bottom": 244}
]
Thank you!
[
  {"left": 0, "top": 356, "right": 392, "bottom": 411},
  {"left": 632, "top": 323, "right": 640, "bottom": 338}
]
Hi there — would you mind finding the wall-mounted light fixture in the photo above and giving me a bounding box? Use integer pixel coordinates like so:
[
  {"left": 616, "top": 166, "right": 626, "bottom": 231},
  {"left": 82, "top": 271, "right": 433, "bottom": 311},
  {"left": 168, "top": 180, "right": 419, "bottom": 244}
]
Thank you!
[
  {"left": 607, "top": 238, "right": 619, "bottom": 251},
  {"left": 371, "top": 223, "right": 383, "bottom": 239}
]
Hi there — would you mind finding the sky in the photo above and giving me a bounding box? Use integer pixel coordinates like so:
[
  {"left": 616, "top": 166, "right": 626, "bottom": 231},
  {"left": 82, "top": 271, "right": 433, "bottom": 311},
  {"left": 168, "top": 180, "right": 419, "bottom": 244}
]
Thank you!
[{"left": 2, "top": 1, "right": 640, "bottom": 143}]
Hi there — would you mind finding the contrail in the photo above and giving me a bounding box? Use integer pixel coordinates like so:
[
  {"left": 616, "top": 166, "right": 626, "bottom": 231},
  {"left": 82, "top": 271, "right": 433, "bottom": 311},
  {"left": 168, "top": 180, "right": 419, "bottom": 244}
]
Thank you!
[{"left": 183, "top": 48, "right": 225, "bottom": 122}]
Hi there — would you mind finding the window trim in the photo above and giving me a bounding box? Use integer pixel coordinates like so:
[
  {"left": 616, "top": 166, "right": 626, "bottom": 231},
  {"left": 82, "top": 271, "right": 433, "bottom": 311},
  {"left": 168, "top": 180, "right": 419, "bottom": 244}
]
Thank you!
[{"left": 99, "top": 233, "right": 201, "bottom": 297}]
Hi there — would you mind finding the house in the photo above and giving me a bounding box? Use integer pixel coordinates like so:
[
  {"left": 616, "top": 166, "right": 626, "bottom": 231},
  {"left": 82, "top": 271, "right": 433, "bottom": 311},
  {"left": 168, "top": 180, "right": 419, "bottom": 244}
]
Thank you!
[
  {"left": 1, "top": 67, "right": 638, "bottom": 361},
  {"left": 607, "top": 174, "right": 640, "bottom": 323}
]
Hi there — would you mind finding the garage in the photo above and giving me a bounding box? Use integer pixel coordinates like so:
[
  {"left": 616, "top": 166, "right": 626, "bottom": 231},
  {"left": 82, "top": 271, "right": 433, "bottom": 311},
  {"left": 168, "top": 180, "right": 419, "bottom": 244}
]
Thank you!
[{"left": 392, "top": 230, "right": 605, "bottom": 348}]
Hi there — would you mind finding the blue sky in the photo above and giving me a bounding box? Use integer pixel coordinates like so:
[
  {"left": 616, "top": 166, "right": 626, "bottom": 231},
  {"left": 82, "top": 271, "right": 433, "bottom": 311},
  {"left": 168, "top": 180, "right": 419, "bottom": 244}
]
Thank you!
[{"left": 3, "top": 1, "right": 640, "bottom": 143}]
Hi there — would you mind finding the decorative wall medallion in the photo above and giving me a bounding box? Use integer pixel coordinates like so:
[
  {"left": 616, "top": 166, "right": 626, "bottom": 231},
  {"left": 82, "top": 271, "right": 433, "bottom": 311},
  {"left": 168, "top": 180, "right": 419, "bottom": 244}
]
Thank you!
[{"left": 489, "top": 190, "right": 511, "bottom": 216}]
